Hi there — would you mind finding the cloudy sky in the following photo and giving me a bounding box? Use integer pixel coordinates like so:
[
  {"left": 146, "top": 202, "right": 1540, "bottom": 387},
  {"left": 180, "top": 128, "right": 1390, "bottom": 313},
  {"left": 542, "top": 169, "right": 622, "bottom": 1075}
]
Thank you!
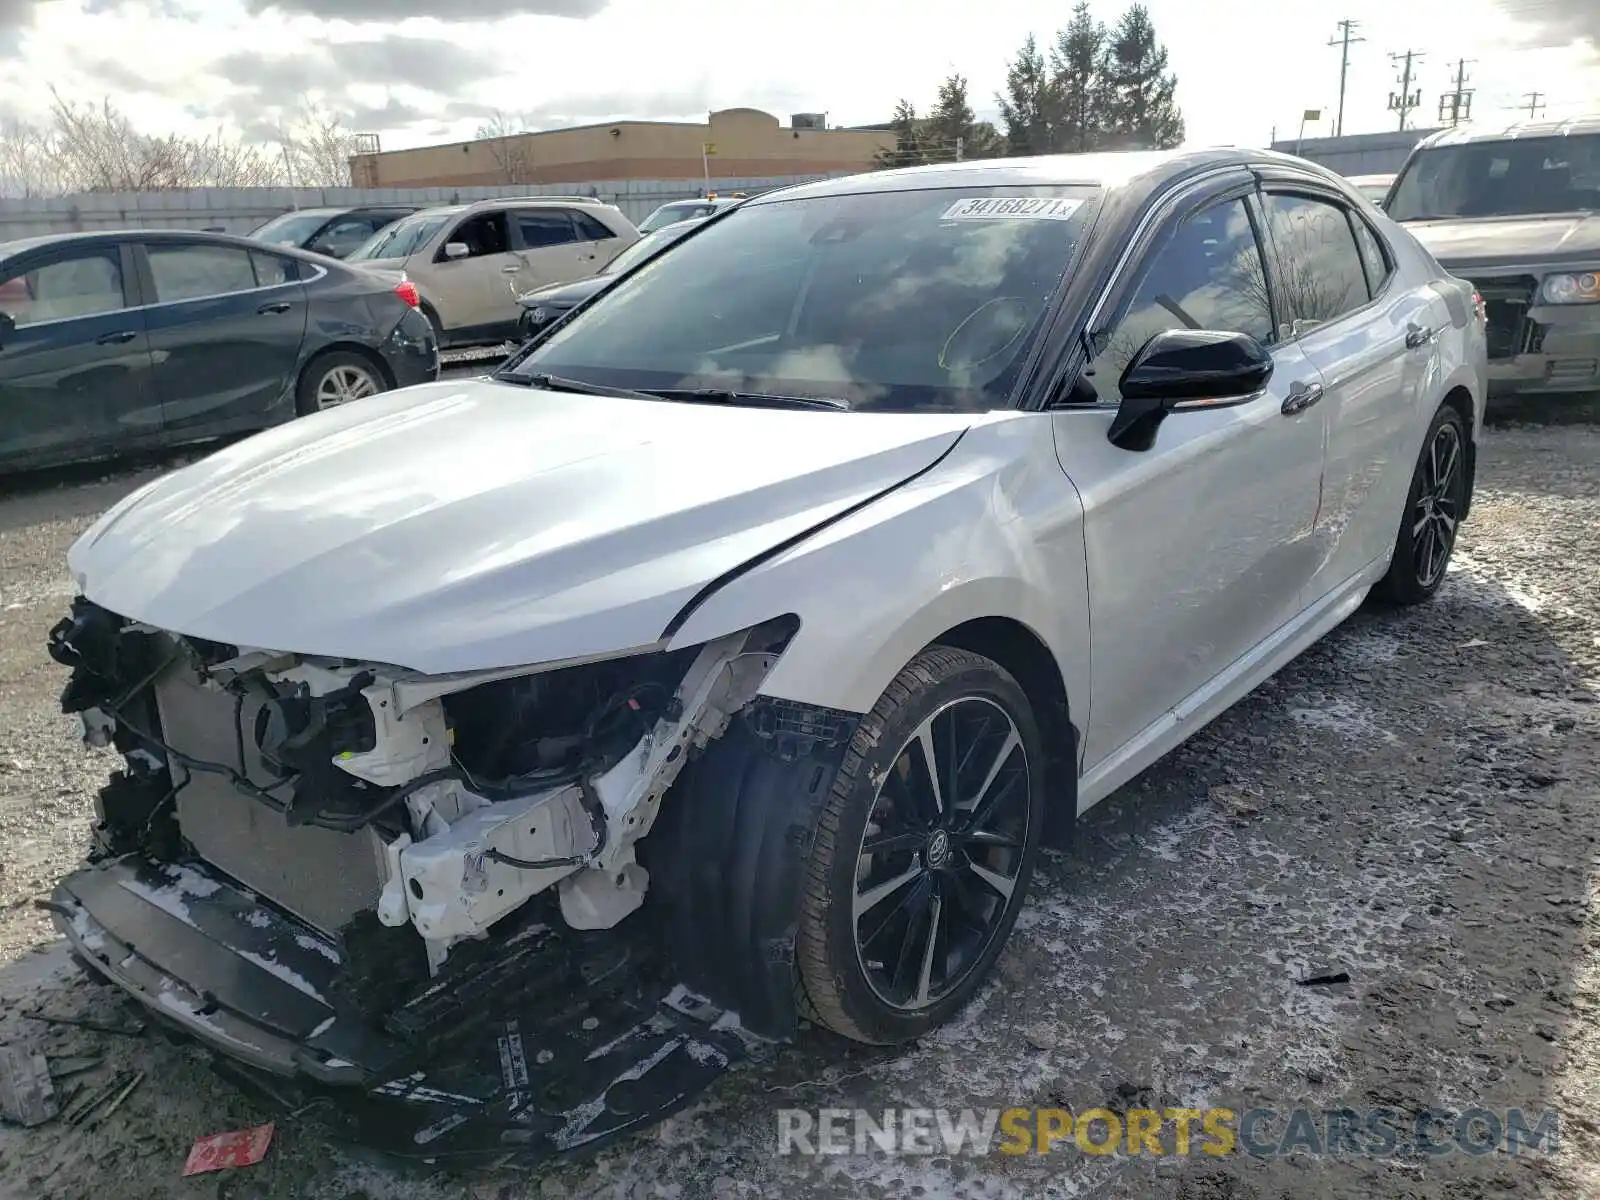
[{"left": 0, "top": 0, "right": 1595, "bottom": 151}]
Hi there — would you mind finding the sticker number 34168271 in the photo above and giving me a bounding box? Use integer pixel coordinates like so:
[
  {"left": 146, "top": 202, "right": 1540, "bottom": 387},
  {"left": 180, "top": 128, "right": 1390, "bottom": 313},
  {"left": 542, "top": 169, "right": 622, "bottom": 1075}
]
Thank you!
[{"left": 941, "top": 197, "right": 1084, "bottom": 221}]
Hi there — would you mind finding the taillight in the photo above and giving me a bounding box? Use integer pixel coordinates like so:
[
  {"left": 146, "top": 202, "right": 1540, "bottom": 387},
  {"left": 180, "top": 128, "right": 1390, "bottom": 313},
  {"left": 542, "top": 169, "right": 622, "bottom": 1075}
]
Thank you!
[
  {"left": 394, "top": 280, "right": 420, "bottom": 308},
  {"left": 1471, "top": 289, "right": 1486, "bottom": 323}
]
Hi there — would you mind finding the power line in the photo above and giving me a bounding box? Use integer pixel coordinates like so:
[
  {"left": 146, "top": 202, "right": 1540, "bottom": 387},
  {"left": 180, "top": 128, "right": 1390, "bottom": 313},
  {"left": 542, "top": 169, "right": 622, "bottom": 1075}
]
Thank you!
[
  {"left": 1437, "top": 58, "right": 1475, "bottom": 127},
  {"left": 1327, "top": 19, "right": 1366, "bottom": 138},
  {"left": 1518, "top": 91, "right": 1546, "bottom": 118},
  {"left": 1387, "top": 50, "right": 1425, "bottom": 131}
]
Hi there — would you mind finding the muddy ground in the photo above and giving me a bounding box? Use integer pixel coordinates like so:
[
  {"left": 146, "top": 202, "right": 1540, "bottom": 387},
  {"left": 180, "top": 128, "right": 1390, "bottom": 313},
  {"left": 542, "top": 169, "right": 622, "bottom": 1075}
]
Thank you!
[{"left": 1, "top": 413, "right": 1598, "bottom": 1200}]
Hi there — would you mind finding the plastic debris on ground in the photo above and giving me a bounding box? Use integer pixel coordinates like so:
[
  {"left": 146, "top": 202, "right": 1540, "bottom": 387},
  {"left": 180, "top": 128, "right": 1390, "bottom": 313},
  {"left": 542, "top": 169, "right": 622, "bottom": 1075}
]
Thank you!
[
  {"left": 0, "top": 1041, "right": 59, "bottom": 1126},
  {"left": 181, "top": 1123, "right": 275, "bottom": 1176}
]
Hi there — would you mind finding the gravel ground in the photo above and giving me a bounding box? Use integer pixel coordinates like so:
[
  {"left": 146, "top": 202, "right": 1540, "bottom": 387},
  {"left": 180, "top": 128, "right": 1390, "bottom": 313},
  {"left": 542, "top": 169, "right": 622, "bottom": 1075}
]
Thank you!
[{"left": 1, "top": 415, "right": 1598, "bottom": 1200}]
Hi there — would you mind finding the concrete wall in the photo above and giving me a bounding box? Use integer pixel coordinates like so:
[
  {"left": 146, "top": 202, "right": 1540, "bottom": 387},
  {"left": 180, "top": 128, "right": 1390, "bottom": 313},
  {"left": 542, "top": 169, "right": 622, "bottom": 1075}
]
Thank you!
[
  {"left": 0, "top": 173, "right": 855, "bottom": 242},
  {"left": 352, "top": 108, "right": 896, "bottom": 188},
  {"left": 1273, "top": 128, "right": 1442, "bottom": 177}
]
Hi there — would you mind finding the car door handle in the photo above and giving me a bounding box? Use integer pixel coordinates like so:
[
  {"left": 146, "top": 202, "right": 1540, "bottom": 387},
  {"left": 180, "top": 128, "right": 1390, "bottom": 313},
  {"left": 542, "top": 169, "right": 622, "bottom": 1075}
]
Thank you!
[
  {"left": 1405, "top": 322, "right": 1435, "bottom": 349},
  {"left": 500, "top": 264, "right": 522, "bottom": 274},
  {"left": 1281, "top": 381, "right": 1324, "bottom": 415},
  {"left": 94, "top": 330, "right": 137, "bottom": 345},
  {"left": 256, "top": 301, "right": 292, "bottom": 315}
]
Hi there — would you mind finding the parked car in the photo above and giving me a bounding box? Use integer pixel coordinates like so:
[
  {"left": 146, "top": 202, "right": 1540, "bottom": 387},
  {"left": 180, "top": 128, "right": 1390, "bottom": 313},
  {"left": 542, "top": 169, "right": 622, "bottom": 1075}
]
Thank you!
[
  {"left": 45, "top": 148, "right": 1485, "bottom": 1167},
  {"left": 515, "top": 216, "right": 710, "bottom": 337},
  {"left": 344, "top": 196, "right": 640, "bottom": 348},
  {"left": 247, "top": 206, "right": 421, "bottom": 260},
  {"left": 0, "top": 229, "right": 437, "bottom": 472},
  {"left": 1386, "top": 115, "right": 1600, "bottom": 400},
  {"left": 1346, "top": 172, "right": 1395, "bottom": 204},
  {"left": 636, "top": 195, "right": 745, "bottom": 233}
]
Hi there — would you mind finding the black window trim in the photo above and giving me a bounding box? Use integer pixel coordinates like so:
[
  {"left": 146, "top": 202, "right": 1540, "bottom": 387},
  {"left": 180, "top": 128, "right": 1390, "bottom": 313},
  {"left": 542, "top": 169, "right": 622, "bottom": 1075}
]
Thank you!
[
  {"left": 131, "top": 237, "right": 318, "bottom": 311},
  {"left": 1071, "top": 171, "right": 1269, "bottom": 411},
  {"left": 1347, "top": 208, "right": 1396, "bottom": 296},
  {"left": 1251, "top": 173, "right": 1394, "bottom": 340},
  {"left": 0, "top": 240, "right": 141, "bottom": 331}
]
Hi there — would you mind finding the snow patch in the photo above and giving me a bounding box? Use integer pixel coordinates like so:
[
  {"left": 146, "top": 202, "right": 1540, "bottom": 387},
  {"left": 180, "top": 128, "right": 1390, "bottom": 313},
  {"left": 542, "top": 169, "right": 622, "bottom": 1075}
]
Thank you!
[
  {"left": 295, "top": 934, "right": 342, "bottom": 964},
  {"left": 236, "top": 949, "right": 327, "bottom": 1003},
  {"left": 1288, "top": 698, "right": 1398, "bottom": 744}
]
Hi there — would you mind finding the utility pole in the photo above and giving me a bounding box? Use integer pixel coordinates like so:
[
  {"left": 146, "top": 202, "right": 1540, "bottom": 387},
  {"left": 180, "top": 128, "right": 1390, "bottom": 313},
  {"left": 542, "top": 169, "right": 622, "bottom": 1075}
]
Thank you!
[
  {"left": 1437, "top": 57, "right": 1475, "bottom": 127},
  {"left": 1387, "top": 50, "right": 1425, "bottom": 131},
  {"left": 1520, "top": 91, "right": 1546, "bottom": 118},
  {"left": 1327, "top": 19, "right": 1366, "bottom": 137}
]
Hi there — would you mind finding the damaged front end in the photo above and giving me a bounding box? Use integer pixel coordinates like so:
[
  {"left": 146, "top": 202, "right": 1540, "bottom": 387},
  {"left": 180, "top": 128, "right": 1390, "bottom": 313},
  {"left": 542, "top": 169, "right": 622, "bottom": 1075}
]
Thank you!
[{"left": 43, "top": 598, "right": 851, "bottom": 1166}]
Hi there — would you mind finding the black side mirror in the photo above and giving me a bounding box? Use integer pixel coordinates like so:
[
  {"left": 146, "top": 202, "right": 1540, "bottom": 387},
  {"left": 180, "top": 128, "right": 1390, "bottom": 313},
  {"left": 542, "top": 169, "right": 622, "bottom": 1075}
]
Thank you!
[
  {"left": 1107, "top": 328, "right": 1274, "bottom": 451},
  {"left": 0, "top": 310, "right": 14, "bottom": 346}
]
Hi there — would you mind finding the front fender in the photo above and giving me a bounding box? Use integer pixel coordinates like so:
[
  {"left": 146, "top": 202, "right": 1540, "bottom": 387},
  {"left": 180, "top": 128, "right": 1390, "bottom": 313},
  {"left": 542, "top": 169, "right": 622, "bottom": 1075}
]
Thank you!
[{"left": 666, "top": 416, "right": 1092, "bottom": 721}]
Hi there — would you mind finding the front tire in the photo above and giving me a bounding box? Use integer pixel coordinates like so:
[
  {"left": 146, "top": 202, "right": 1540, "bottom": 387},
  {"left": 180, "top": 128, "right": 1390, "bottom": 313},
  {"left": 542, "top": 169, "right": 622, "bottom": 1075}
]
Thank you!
[
  {"left": 1373, "top": 404, "right": 1468, "bottom": 606},
  {"left": 797, "top": 646, "right": 1045, "bottom": 1045}
]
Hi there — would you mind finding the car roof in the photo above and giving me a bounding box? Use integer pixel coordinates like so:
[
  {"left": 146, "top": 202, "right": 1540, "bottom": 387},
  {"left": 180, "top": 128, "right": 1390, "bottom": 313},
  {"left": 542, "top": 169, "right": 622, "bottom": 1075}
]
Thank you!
[
  {"left": 743, "top": 148, "right": 1302, "bottom": 206},
  {"left": 0, "top": 227, "right": 340, "bottom": 267},
  {"left": 1413, "top": 114, "right": 1600, "bottom": 150}
]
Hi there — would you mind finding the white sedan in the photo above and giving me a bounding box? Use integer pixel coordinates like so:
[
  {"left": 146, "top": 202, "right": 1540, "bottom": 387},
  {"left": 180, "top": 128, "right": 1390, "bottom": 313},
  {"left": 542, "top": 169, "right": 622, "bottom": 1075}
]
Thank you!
[{"left": 46, "top": 148, "right": 1487, "bottom": 1165}]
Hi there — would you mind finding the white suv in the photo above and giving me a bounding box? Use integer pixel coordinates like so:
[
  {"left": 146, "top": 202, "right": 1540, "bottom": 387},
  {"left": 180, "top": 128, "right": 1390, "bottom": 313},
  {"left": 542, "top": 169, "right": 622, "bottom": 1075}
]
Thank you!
[{"left": 347, "top": 196, "right": 640, "bottom": 347}]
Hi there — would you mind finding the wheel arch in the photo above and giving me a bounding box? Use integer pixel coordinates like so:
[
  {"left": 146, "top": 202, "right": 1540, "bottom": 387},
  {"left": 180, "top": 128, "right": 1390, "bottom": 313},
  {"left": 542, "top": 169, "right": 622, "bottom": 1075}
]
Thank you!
[
  {"left": 927, "top": 616, "right": 1079, "bottom": 847},
  {"left": 301, "top": 340, "right": 396, "bottom": 391},
  {"left": 1439, "top": 382, "right": 1476, "bottom": 520}
]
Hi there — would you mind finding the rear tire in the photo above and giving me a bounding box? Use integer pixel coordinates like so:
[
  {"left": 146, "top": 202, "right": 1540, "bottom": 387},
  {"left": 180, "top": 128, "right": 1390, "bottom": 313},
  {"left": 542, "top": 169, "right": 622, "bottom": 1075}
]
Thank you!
[
  {"left": 1373, "top": 404, "right": 1469, "bottom": 606},
  {"left": 295, "top": 350, "right": 387, "bottom": 417},
  {"left": 796, "top": 646, "right": 1045, "bottom": 1045}
]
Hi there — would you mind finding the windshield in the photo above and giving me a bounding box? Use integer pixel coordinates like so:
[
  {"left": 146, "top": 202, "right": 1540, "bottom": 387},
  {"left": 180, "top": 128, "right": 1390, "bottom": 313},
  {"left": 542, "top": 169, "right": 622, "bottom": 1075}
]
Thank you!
[
  {"left": 249, "top": 211, "right": 332, "bottom": 247},
  {"left": 638, "top": 202, "right": 716, "bottom": 233},
  {"left": 1388, "top": 134, "right": 1600, "bottom": 220},
  {"left": 506, "top": 185, "right": 1098, "bottom": 413},
  {"left": 348, "top": 211, "right": 453, "bottom": 261},
  {"left": 600, "top": 222, "right": 699, "bottom": 275}
]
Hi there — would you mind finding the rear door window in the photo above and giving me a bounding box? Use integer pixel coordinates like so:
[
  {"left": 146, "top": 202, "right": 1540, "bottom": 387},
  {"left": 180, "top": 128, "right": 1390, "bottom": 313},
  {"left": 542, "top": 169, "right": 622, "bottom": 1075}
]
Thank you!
[
  {"left": 0, "top": 247, "right": 127, "bottom": 326},
  {"left": 250, "top": 251, "right": 302, "bottom": 287},
  {"left": 147, "top": 243, "right": 260, "bottom": 302},
  {"left": 1349, "top": 215, "right": 1392, "bottom": 295},
  {"left": 1259, "top": 192, "right": 1372, "bottom": 334},
  {"left": 514, "top": 210, "right": 580, "bottom": 249},
  {"left": 571, "top": 211, "right": 618, "bottom": 243}
]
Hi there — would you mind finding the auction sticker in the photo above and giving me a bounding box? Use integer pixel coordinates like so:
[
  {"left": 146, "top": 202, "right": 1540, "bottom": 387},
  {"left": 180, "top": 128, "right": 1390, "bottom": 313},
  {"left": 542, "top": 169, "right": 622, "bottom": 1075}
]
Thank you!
[{"left": 941, "top": 197, "right": 1083, "bottom": 221}]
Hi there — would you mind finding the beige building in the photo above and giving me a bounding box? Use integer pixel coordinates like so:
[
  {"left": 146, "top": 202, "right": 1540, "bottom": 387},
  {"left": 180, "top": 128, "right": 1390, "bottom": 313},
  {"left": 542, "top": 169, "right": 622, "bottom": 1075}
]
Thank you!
[{"left": 349, "top": 108, "right": 896, "bottom": 188}]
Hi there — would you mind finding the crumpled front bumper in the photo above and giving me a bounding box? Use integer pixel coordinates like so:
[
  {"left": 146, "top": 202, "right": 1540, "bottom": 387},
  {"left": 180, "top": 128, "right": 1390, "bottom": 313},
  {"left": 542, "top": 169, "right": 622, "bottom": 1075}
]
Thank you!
[
  {"left": 1485, "top": 302, "right": 1600, "bottom": 398},
  {"left": 50, "top": 855, "right": 757, "bottom": 1167}
]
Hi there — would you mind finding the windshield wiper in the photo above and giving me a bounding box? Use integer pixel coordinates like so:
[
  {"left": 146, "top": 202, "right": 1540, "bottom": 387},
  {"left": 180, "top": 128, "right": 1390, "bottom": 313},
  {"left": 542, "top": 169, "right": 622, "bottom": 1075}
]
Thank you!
[
  {"left": 498, "top": 372, "right": 661, "bottom": 402},
  {"left": 648, "top": 388, "right": 850, "bottom": 411}
]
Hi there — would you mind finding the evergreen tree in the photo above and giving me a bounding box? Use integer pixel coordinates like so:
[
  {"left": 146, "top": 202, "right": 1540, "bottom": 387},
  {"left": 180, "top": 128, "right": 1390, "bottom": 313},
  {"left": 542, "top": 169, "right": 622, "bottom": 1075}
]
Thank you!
[
  {"left": 997, "top": 34, "right": 1057, "bottom": 156},
  {"left": 926, "top": 74, "right": 1001, "bottom": 161},
  {"left": 1051, "top": 1, "right": 1109, "bottom": 153},
  {"left": 1099, "top": 4, "right": 1185, "bottom": 150},
  {"left": 874, "top": 99, "right": 925, "bottom": 170}
]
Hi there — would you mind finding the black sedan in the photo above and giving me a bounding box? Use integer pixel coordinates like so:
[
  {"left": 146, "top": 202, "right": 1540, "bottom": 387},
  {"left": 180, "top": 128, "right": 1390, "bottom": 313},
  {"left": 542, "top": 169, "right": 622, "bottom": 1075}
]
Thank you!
[
  {"left": 247, "top": 205, "right": 420, "bottom": 260},
  {"left": 0, "top": 229, "right": 439, "bottom": 473},
  {"left": 516, "top": 216, "right": 709, "bottom": 338}
]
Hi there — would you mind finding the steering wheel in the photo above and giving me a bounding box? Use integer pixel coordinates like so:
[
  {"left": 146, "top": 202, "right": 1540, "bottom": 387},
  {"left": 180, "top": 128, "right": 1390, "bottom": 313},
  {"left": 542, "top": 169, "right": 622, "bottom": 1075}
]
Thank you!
[{"left": 939, "top": 297, "right": 1037, "bottom": 373}]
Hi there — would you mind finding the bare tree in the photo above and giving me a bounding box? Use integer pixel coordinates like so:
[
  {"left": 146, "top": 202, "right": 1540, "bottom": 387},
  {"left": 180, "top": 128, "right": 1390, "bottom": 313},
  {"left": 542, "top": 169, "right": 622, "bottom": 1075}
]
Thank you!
[
  {"left": 21, "top": 88, "right": 281, "bottom": 192},
  {"left": 474, "top": 111, "right": 535, "bottom": 184},
  {"left": 276, "top": 100, "right": 361, "bottom": 188},
  {"left": 0, "top": 116, "right": 66, "bottom": 197}
]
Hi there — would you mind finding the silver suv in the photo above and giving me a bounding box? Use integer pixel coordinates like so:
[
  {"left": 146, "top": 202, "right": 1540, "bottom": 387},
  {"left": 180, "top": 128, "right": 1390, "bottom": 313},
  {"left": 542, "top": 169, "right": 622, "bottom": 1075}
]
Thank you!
[{"left": 347, "top": 196, "right": 640, "bottom": 347}]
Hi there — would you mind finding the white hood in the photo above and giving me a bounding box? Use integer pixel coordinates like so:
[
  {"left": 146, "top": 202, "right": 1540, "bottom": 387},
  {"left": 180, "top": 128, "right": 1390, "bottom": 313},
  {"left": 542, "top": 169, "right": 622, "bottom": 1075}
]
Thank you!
[{"left": 70, "top": 379, "right": 969, "bottom": 674}]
